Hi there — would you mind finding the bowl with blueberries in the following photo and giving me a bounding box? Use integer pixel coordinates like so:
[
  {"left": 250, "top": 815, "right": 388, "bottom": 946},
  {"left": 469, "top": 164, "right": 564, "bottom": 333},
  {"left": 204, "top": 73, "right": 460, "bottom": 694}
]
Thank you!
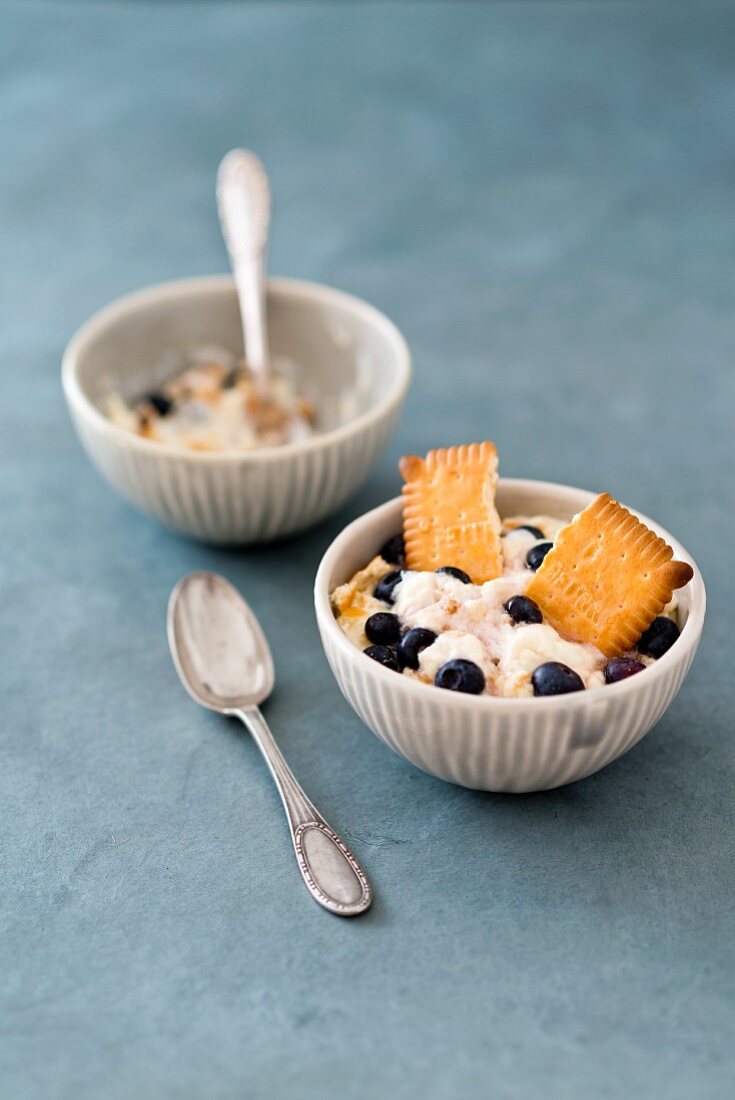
[
  {"left": 62, "top": 275, "right": 411, "bottom": 544},
  {"left": 315, "top": 478, "right": 705, "bottom": 793}
]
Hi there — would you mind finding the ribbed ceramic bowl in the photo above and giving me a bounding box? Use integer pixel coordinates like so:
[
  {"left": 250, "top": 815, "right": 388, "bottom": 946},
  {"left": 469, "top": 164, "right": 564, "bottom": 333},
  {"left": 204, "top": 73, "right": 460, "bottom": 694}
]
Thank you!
[
  {"left": 314, "top": 480, "right": 705, "bottom": 792},
  {"left": 62, "top": 275, "right": 411, "bottom": 544}
]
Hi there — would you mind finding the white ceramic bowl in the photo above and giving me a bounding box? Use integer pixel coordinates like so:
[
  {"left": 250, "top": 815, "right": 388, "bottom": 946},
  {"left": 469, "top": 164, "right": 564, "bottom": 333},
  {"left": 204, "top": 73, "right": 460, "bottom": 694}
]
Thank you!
[
  {"left": 62, "top": 275, "right": 411, "bottom": 544},
  {"left": 315, "top": 480, "right": 705, "bottom": 792}
]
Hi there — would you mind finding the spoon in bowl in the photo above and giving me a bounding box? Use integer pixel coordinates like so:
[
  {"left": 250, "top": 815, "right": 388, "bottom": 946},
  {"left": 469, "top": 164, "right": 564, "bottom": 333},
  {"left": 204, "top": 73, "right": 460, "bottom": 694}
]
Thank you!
[
  {"left": 216, "top": 149, "right": 313, "bottom": 444},
  {"left": 167, "top": 571, "right": 372, "bottom": 917},
  {"left": 216, "top": 148, "right": 272, "bottom": 392}
]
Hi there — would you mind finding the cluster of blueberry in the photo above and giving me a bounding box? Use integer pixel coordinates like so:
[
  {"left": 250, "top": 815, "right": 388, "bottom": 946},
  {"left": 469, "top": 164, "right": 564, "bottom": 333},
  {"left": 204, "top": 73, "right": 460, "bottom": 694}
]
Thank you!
[
  {"left": 361, "top": 532, "right": 682, "bottom": 697},
  {"left": 528, "top": 616, "right": 680, "bottom": 694},
  {"left": 512, "top": 524, "right": 554, "bottom": 571},
  {"left": 364, "top": 533, "right": 446, "bottom": 674}
]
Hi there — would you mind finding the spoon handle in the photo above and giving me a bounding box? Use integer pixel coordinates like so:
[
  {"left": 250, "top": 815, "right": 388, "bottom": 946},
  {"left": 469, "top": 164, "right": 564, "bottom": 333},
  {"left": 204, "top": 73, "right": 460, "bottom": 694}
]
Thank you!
[
  {"left": 235, "top": 707, "right": 372, "bottom": 917},
  {"left": 216, "top": 149, "right": 272, "bottom": 384}
]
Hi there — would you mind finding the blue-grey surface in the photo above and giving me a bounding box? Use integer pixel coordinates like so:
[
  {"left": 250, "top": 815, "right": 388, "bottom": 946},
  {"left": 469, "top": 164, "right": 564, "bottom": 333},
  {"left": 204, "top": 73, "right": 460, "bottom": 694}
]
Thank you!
[{"left": 1, "top": 2, "right": 733, "bottom": 1097}]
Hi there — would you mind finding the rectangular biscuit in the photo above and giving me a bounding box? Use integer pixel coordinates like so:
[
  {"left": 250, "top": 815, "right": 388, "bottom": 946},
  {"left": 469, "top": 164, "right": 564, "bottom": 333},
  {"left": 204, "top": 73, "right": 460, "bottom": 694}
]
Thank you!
[
  {"left": 526, "top": 493, "right": 694, "bottom": 657},
  {"left": 400, "top": 442, "right": 503, "bottom": 582}
]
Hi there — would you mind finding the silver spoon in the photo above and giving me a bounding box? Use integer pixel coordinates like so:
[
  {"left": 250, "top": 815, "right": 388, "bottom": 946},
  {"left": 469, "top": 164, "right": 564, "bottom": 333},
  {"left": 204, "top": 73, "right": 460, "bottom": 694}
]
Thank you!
[
  {"left": 167, "top": 571, "right": 372, "bottom": 917},
  {"left": 216, "top": 148, "right": 272, "bottom": 390}
]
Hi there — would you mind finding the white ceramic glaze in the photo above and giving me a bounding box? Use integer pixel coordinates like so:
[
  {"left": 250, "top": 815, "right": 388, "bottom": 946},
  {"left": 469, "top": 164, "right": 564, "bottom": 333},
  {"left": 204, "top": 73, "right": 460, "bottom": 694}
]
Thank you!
[
  {"left": 62, "top": 276, "right": 411, "bottom": 544},
  {"left": 314, "top": 481, "right": 705, "bottom": 793}
]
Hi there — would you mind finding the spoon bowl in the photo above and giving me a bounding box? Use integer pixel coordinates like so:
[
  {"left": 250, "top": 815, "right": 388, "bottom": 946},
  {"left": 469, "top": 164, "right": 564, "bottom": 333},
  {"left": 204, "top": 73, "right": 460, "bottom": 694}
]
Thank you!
[{"left": 168, "top": 571, "right": 274, "bottom": 711}]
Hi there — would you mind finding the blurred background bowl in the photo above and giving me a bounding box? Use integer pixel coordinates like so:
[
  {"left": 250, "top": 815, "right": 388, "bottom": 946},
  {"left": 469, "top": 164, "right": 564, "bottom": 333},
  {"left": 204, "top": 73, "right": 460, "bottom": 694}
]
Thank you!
[{"left": 62, "top": 275, "right": 411, "bottom": 544}]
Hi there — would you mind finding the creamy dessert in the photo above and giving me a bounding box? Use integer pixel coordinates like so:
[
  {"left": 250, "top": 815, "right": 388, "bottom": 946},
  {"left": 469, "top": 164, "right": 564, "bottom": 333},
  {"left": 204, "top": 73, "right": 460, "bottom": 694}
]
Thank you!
[
  {"left": 331, "top": 442, "right": 693, "bottom": 699},
  {"left": 107, "top": 346, "right": 315, "bottom": 452}
]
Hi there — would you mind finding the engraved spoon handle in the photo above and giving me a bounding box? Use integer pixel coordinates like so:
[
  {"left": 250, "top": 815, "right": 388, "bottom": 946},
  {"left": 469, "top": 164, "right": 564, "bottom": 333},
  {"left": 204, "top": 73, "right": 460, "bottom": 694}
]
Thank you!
[
  {"left": 234, "top": 707, "right": 372, "bottom": 917},
  {"left": 216, "top": 149, "right": 272, "bottom": 385}
]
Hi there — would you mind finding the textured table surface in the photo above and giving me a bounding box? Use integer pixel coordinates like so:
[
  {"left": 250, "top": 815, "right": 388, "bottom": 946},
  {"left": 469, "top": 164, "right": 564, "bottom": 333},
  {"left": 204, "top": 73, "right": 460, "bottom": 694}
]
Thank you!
[{"left": 2, "top": 2, "right": 733, "bottom": 1097}]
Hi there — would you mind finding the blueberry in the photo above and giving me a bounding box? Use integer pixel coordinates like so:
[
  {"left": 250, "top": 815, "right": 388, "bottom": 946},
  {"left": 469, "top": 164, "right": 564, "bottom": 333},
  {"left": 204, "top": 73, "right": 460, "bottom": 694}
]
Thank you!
[
  {"left": 363, "top": 645, "right": 400, "bottom": 671},
  {"left": 637, "top": 617, "right": 680, "bottom": 659},
  {"left": 145, "top": 392, "right": 173, "bottom": 416},
  {"left": 373, "top": 570, "right": 403, "bottom": 605},
  {"left": 526, "top": 542, "right": 553, "bottom": 571},
  {"left": 510, "top": 524, "right": 545, "bottom": 539},
  {"left": 434, "top": 659, "right": 486, "bottom": 694},
  {"left": 365, "top": 612, "right": 401, "bottom": 646},
  {"left": 604, "top": 657, "right": 646, "bottom": 684},
  {"left": 222, "top": 368, "right": 241, "bottom": 389},
  {"left": 397, "top": 627, "right": 437, "bottom": 670},
  {"left": 531, "top": 661, "right": 585, "bottom": 696},
  {"left": 504, "top": 595, "right": 543, "bottom": 625},
  {"left": 436, "top": 566, "right": 472, "bottom": 584},
  {"left": 379, "top": 534, "right": 406, "bottom": 567}
]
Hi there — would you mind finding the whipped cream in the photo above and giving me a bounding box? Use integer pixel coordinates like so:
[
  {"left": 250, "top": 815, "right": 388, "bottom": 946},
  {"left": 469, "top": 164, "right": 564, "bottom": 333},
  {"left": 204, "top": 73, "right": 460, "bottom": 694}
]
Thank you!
[
  {"left": 332, "top": 515, "right": 614, "bottom": 698},
  {"left": 390, "top": 545, "right": 606, "bottom": 696}
]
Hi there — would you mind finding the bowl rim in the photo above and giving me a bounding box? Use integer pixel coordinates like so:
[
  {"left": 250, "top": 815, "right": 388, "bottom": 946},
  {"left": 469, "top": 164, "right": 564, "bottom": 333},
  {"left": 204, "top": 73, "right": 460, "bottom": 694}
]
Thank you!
[
  {"left": 61, "top": 274, "right": 412, "bottom": 464},
  {"left": 314, "top": 481, "right": 706, "bottom": 711}
]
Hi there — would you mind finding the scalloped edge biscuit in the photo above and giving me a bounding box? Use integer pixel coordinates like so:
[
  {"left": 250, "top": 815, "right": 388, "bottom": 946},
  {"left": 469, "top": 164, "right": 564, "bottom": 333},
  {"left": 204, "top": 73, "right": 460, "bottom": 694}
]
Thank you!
[
  {"left": 399, "top": 442, "right": 503, "bottom": 582},
  {"left": 526, "top": 493, "right": 694, "bottom": 657}
]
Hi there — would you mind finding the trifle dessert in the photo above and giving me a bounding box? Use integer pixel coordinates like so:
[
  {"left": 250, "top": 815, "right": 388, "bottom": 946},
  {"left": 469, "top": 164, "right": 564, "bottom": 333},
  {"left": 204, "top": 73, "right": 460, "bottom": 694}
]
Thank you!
[
  {"left": 106, "top": 345, "right": 315, "bottom": 452},
  {"left": 331, "top": 442, "right": 693, "bottom": 698}
]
